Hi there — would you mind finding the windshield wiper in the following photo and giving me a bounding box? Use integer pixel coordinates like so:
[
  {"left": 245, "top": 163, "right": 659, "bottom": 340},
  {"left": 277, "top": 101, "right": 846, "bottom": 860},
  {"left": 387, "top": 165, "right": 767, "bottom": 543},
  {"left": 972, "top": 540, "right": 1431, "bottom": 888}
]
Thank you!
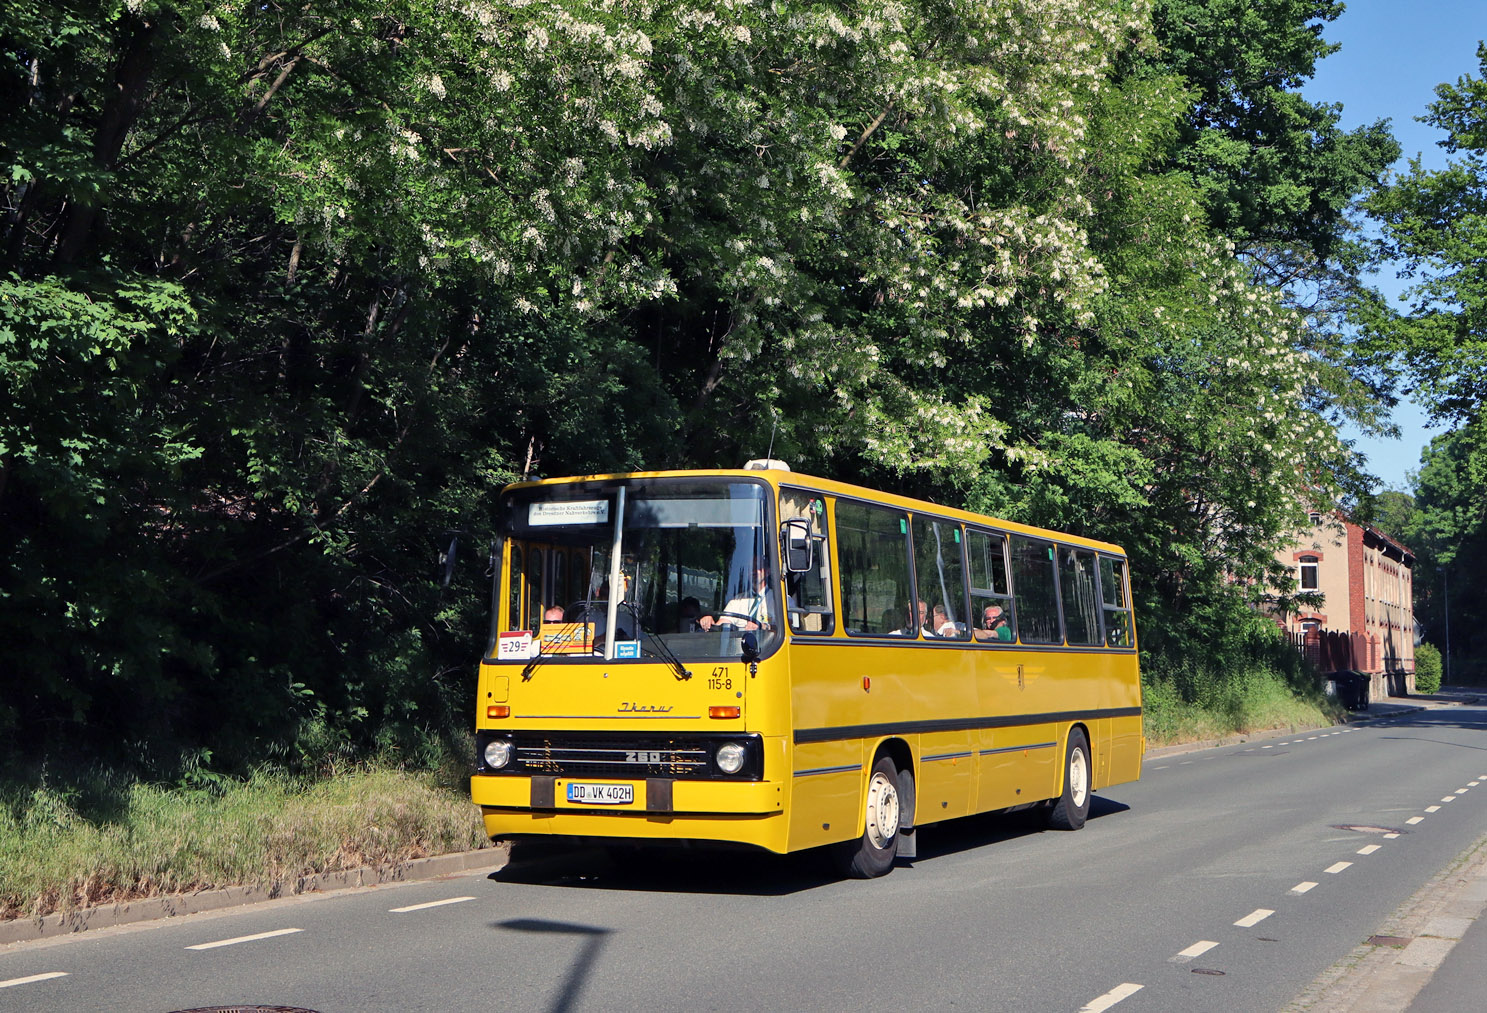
[{"left": 639, "top": 622, "right": 693, "bottom": 682}]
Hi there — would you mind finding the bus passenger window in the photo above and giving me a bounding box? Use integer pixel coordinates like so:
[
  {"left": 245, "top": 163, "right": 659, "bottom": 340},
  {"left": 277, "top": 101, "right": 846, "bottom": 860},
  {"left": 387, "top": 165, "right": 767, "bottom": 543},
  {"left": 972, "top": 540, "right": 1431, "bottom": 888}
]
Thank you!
[
  {"left": 1010, "top": 536, "right": 1061, "bottom": 644},
  {"left": 912, "top": 516, "right": 968, "bottom": 639},
  {"left": 1100, "top": 556, "right": 1135, "bottom": 648},
  {"left": 837, "top": 501, "right": 912, "bottom": 637},
  {"left": 967, "top": 529, "right": 1014, "bottom": 643},
  {"left": 1060, "top": 547, "right": 1101, "bottom": 646},
  {"left": 780, "top": 491, "right": 834, "bottom": 635}
]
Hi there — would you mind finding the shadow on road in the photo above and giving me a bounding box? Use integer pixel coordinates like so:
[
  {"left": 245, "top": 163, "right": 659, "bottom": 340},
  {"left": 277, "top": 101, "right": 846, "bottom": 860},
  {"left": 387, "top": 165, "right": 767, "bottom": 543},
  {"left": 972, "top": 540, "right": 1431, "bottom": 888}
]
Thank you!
[
  {"left": 493, "top": 918, "right": 611, "bottom": 1013},
  {"left": 488, "top": 793, "right": 1133, "bottom": 894}
]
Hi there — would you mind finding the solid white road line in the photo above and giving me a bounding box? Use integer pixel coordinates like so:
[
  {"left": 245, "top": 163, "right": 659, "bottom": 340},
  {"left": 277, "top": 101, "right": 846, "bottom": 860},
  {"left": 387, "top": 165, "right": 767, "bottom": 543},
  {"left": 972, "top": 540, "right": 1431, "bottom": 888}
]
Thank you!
[
  {"left": 1234, "top": 909, "right": 1274, "bottom": 928},
  {"left": 1291, "top": 881, "right": 1319, "bottom": 894},
  {"left": 1080, "top": 983, "right": 1144, "bottom": 1012},
  {"left": 1171, "top": 940, "right": 1219, "bottom": 962},
  {"left": 1357, "top": 845, "right": 1382, "bottom": 855},
  {"left": 1325, "top": 861, "right": 1353, "bottom": 875},
  {"left": 390, "top": 896, "right": 475, "bottom": 913},
  {"left": 0, "top": 972, "right": 68, "bottom": 989},
  {"left": 186, "top": 927, "right": 303, "bottom": 950}
]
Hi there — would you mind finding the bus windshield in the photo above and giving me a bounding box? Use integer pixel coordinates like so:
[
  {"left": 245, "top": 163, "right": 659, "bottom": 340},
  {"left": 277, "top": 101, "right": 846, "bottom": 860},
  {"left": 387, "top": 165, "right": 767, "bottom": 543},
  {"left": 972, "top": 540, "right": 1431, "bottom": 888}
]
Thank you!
[{"left": 497, "top": 478, "right": 781, "bottom": 662}]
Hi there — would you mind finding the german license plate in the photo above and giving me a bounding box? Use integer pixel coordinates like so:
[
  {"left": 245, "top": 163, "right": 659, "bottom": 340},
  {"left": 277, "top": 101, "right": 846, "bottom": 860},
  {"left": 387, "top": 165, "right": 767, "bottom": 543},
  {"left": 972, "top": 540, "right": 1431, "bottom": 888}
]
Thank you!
[{"left": 565, "top": 782, "right": 634, "bottom": 804}]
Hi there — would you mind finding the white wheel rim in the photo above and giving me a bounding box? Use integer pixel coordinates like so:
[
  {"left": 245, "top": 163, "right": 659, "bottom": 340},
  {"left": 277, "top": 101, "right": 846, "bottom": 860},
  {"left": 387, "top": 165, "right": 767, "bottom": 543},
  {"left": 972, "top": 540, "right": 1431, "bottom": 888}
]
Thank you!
[
  {"left": 864, "top": 771, "right": 900, "bottom": 850},
  {"left": 1069, "top": 746, "right": 1089, "bottom": 809}
]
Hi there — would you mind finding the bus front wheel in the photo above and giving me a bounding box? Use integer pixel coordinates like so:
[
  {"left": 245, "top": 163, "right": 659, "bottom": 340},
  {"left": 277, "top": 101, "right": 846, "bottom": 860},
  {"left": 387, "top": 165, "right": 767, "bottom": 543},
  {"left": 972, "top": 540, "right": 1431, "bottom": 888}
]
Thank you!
[
  {"left": 1046, "top": 728, "right": 1091, "bottom": 830},
  {"left": 834, "top": 754, "right": 901, "bottom": 878}
]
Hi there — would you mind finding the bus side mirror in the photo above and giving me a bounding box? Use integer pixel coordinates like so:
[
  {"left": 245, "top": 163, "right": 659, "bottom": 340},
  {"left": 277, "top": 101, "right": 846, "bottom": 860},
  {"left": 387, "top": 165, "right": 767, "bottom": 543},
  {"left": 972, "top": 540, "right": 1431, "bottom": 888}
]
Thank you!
[
  {"left": 781, "top": 519, "right": 813, "bottom": 573},
  {"left": 438, "top": 534, "right": 459, "bottom": 587},
  {"left": 740, "top": 632, "right": 760, "bottom": 665}
]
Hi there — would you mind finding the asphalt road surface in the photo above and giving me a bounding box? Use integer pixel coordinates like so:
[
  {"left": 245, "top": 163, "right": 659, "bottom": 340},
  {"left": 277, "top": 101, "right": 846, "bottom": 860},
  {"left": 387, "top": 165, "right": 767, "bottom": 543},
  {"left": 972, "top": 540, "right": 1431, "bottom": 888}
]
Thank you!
[{"left": 5, "top": 703, "right": 1487, "bottom": 1013}]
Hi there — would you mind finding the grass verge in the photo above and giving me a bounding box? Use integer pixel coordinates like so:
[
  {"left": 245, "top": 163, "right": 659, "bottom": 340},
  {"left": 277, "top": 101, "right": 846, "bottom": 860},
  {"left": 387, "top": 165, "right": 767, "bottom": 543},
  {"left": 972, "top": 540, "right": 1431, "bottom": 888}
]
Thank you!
[
  {"left": 0, "top": 765, "right": 487, "bottom": 922},
  {"left": 1142, "top": 661, "right": 1344, "bottom": 748}
]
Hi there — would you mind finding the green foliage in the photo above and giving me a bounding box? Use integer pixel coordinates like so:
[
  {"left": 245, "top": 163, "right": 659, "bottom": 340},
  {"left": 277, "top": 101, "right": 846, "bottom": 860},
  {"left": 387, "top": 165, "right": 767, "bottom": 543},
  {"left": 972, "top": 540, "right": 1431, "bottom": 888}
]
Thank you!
[
  {"left": 0, "top": 0, "right": 1393, "bottom": 779},
  {"left": 1414, "top": 641, "right": 1442, "bottom": 695}
]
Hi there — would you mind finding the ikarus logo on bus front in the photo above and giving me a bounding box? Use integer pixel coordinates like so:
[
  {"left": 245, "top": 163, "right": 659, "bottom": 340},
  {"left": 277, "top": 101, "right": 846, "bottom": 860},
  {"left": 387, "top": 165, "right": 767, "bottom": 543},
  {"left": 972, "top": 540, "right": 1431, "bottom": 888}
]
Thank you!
[{"left": 617, "top": 701, "right": 674, "bottom": 714}]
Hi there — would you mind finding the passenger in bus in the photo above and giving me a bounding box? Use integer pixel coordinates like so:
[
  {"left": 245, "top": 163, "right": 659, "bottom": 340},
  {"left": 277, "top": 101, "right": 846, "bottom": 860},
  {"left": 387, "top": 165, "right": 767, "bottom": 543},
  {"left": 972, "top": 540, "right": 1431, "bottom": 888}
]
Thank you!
[
  {"left": 677, "top": 596, "right": 705, "bottom": 632},
  {"left": 974, "top": 604, "right": 1013, "bottom": 642},
  {"left": 930, "top": 603, "right": 961, "bottom": 637},
  {"left": 893, "top": 600, "right": 929, "bottom": 636}
]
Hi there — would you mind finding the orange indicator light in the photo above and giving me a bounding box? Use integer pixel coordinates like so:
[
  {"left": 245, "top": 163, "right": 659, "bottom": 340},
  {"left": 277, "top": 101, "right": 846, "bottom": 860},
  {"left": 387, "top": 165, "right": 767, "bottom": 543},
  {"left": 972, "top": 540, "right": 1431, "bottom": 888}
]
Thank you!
[
  {"left": 487, "top": 705, "right": 510, "bottom": 719},
  {"left": 863, "top": 676, "right": 871, "bottom": 692},
  {"left": 709, "top": 706, "right": 741, "bottom": 719}
]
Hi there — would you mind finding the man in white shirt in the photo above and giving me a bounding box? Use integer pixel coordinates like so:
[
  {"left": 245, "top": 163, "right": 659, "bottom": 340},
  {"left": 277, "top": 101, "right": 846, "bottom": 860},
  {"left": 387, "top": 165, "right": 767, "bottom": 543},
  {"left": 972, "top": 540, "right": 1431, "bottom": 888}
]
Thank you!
[{"left": 699, "top": 559, "right": 773, "bottom": 631}]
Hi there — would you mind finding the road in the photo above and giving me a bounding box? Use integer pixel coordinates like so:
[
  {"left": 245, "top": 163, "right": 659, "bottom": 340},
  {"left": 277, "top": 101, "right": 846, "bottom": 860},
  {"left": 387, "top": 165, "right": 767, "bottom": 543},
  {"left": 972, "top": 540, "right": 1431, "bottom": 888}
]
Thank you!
[{"left": 4, "top": 703, "right": 1487, "bottom": 1012}]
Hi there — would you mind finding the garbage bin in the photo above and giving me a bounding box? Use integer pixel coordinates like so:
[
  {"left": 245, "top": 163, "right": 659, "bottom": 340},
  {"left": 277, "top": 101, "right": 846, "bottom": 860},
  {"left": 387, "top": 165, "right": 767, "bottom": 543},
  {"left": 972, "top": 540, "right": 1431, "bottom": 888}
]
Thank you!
[{"left": 1327, "top": 670, "right": 1368, "bottom": 711}]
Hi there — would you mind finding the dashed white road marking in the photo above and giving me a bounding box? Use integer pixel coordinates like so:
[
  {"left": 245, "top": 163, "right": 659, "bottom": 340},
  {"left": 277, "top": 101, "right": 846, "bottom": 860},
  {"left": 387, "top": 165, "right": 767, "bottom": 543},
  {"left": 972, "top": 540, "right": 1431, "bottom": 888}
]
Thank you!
[
  {"left": 1408, "top": 817, "right": 1426, "bottom": 824},
  {"left": 390, "top": 896, "right": 475, "bottom": 913},
  {"left": 1426, "top": 806, "right": 1442, "bottom": 813},
  {"left": 1441, "top": 797, "right": 1457, "bottom": 804},
  {"left": 1291, "top": 881, "right": 1319, "bottom": 894},
  {"left": 1080, "top": 983, "right": 1144, "bottom": 1012},
  {"left": 0, "top": 972, "right": 68, "bottom": 989},
  {"left": 1262, "top": 744, "right": 1274, "bottom": 749},
  {"left": 1151, "top": 765, "right": 1170, "bottom": 770},
  {"left": 1235, "top": 908, "right": 1275, "bottom": 928},
  {"left": 1455, "top": 788, "right": 1470, "bottom": 794},
  {"left": 1385, "top": 832, "right": 1401, "bottom": 839},
  {"left": 1357, "top": 845, "right": 1382, "bottom": 856},
  {"left": 1325, "top": 861, "right": 1354, "bottom": 875},
  {"left": 1172, "top": 940, "right": 1219, "bottom": 962},
  {"left": 1470, "top": 781, "right": 1481, "bottom": 787},
  {"left": 186, "top": 927, "right": 303, "bottom": 950}
]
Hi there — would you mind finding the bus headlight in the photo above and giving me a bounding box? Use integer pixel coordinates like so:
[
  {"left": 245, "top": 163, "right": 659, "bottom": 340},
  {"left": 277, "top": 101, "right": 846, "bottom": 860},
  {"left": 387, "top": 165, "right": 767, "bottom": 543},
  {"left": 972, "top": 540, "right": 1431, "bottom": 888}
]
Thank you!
[
  {"left": 716, "top": 742, "right": 746, "bottom": 774},
  {"left": 483, "top": 739, "right": 513, "bottom": 770}
]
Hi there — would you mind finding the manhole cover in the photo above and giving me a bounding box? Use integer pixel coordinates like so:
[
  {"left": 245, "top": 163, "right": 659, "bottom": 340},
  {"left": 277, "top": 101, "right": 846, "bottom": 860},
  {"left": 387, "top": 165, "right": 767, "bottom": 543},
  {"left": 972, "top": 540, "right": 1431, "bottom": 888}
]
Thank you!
[
  {"left": 171, "top": 1007, "right": 323, "bottom": 1012},
  {"left": 1191, "top": 968, "right": 1226, "bottom": 976},
  {"left": 1332, "top": 824, "right": 1406, "bottom": 835}
]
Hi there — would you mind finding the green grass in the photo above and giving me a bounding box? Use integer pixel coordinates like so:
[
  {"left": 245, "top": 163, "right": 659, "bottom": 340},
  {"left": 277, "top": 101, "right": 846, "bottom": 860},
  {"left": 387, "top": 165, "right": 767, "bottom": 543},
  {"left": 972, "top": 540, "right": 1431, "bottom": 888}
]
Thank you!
[
  {"left": 0, "top": 765, "right": 487, "bottom": 921},
  {"left": 1142, "top": 662, "right": 1344, "bottom": 747}
]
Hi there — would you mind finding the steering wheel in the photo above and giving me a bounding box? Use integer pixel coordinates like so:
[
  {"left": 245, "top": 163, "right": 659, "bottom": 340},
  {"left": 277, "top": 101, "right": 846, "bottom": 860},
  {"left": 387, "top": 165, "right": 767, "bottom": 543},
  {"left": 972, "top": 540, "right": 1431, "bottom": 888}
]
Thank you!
[{"left": 708, "top": 610, "right": 771, "bottom": 631}]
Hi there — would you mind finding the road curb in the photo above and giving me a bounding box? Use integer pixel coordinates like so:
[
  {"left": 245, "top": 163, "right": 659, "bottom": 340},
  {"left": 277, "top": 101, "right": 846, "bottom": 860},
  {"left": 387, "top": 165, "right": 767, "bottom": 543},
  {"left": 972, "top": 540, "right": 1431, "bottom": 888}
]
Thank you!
[
  {"left": 0, "top": 844, "right": 510, "bottom": 948},
  {"left": 1284, "top": 832, "right": 1487, "bottom": 1012}
]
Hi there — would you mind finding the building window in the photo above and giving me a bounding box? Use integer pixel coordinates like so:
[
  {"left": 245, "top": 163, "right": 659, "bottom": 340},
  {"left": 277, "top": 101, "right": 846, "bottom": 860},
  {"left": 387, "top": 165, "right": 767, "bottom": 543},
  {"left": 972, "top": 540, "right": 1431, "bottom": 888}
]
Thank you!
[
  {"left": 1308, "top": 512, "right": 1322, "bottom": 525},
  {"left": 1299, "top": 555, "right": 1319, "bottom": 591}
]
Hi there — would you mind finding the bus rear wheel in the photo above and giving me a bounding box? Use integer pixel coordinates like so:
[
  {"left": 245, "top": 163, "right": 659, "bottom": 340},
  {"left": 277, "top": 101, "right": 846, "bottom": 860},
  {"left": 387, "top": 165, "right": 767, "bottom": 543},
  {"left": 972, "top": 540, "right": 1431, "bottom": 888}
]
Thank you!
[
  {"left": 833, "top": 754, "right": 901, "bottom": 878},
  {"left": 1046, "top": 728, "right": 1091, "bottom": 830}
]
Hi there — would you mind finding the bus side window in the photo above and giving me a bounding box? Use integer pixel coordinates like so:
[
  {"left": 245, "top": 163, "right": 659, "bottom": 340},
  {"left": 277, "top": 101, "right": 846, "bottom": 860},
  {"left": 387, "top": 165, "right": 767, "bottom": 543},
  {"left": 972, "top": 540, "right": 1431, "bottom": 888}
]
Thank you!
[
  {"left": 525, "top": 546, "right": 545, "bottom": 631},
  {"left": 837, "top": 500, "right": 912, "bottom": 637},
  {"left": 967, "top": 529, "right": 1014, "bottom": 643},
  {"left": 1010, "top": 535, "right": 1062, "bottom": 644},
  {"left": 1100, "top": 555, "right": 1135, "bottom": 648},
  {"left": 912, "top": 516, "right": 969, "bottom": 639},
  {"left": 780, "top": 491, "right": 834, "bottom": 635},
  {"left": 508, "top": 543, "right": 525, "bottom": 631},
  {"left": 1060, "top": 547, "right": 1101, "bottom": 646}
]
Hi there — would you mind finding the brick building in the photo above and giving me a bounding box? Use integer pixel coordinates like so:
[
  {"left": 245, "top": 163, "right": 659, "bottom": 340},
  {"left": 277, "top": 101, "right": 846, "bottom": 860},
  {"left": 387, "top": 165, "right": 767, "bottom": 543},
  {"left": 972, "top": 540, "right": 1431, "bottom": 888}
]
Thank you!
[{"left": 1276, "top": 512, "right": 1416, "bottom": 697}]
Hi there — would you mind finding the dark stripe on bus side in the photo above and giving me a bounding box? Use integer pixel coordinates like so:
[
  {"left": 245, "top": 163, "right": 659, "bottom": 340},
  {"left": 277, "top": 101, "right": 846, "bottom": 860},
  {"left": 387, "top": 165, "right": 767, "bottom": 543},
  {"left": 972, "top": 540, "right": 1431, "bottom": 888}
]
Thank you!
[
  {"left": 792, "top": 706, "right": 1142, "bottom": 745},
  {"left": 789, "top": 638, "right": 1136, "bottom": 654},
  {"left": 979, "top": 741, "right": 1056, "bottom": 756},
  {"left": 923, "top": 751, "right": 974, "bottom": 762},
  {"left": 793, "top": 764, "right": 864, "bottom": 778}
]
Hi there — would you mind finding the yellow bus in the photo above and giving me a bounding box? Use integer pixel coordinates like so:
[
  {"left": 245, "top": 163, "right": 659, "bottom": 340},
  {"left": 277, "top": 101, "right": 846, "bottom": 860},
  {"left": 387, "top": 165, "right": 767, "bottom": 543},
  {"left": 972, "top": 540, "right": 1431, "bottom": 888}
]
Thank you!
[{"left": 470, "top": 462, "right": 1142, "bottom": 876}]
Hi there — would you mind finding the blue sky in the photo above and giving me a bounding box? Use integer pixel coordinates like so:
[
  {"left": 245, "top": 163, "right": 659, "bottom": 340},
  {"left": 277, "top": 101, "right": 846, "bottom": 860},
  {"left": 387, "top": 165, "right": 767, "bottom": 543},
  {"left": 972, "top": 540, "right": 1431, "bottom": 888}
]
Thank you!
[{"left": 1302, "top": 1, "right": 1486, "bottom": 491}]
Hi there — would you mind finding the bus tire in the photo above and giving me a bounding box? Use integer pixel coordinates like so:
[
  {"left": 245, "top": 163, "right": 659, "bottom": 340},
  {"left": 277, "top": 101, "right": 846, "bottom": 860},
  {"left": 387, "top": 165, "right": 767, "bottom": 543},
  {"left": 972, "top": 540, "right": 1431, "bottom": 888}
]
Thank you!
[
  {"left": 1046, "top": 728, "right": 1091, "bottom": 831},
  {"left": 833, "top": 754, "right": 901, "bottom": 878}
]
